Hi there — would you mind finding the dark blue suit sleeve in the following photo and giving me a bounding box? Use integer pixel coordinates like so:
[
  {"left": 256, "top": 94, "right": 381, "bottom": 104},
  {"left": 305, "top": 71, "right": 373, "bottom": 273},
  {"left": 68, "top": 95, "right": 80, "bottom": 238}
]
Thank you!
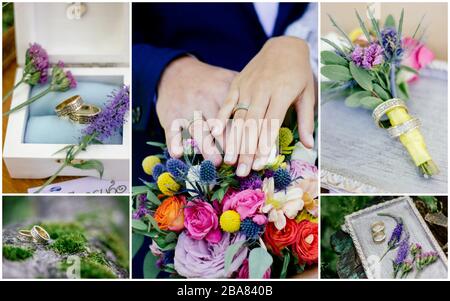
[{"left": 132, "top": 44, "right": 187, "bottom": 131}]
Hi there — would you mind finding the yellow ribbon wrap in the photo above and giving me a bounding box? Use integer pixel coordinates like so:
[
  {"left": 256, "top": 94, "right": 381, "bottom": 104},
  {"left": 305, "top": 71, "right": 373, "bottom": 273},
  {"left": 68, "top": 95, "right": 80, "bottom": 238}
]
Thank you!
[{"left": 386, "top": 107, "right": 431, "bottom": 166}]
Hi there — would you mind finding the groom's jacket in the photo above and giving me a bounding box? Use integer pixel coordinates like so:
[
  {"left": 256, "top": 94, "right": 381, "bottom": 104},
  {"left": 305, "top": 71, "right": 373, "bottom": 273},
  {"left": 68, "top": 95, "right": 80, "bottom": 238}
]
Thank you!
[{"left": 132, "top": 2, "right": 307, "bottom": 132}]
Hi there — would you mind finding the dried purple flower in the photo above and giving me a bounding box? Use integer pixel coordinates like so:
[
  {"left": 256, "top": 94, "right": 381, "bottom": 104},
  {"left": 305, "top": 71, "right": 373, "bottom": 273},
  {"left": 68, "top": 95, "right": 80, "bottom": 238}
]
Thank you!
[
  {"left": 24, "top": 43, "right": 50, "bottom": 85},
  {"left": 399, "top": 259, "right": 413, "bottom": 278},
  {"left": 50, "top": 61, "right": 77, "bottom": 91},
  {"left": 83, "top": 85, "right": 130, "bottom": 141},
  {"left": 238, "top": 172, "right": 262, "bottom": 191},
  {"left": 133, "top": 194, "right": 149, "bottom": 219},
  {"left": 416, "top": 251, "right": 439, "bottom": 271},
  {"left": 410, "top": 242, "right": 422, "bottom": 258},
  {"left": 351, "top": 43, "right": 384, "bottom": 69}
]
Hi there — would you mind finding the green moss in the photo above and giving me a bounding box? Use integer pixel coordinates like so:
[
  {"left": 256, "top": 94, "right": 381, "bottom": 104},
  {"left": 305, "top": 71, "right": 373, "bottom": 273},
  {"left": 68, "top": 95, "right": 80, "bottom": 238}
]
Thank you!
[
  {"left": 39, "top": 222, "right": 85, "bottom": 240},
  {"left": 59, "top": 254, "right": 116, "bottom": 279},
  {"left": 3, "top": 245, "right": 34, "bottom": 261},
  {"left": 100, "top": 232, "right": 129, "bottom": 269},
  {"left": 51, "top": 232, "right": 87, "bottom": 254}
]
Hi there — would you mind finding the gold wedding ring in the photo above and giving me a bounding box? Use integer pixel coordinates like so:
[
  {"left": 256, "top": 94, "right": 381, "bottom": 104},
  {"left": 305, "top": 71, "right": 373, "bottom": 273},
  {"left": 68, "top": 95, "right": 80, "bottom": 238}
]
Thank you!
[
  {"left": 371, "top": 221, "right": 385, "bottom": 233},
  {"left": 372, "top": 98, "right": 408, "bottom": 128},
  {"left": 387, "top": 117, "right": 422, "bottom": 138},
  {"left": 232, "top": 103, "right": 250, "bottom": 115},
  {"left": 30, "top": 225, "right": 50, "bottom": 244},
  {"left": 55, "top": 95, "right": 84, "bottom": 117},
  {"left": 18, "top": 229, "right": 33, "bottom": 241},
  {"left": 373, "top": 231, "right": 386, "bottom": 243},
  {"left": 69, "top": 104, "right": 101, "bottom": 124}
]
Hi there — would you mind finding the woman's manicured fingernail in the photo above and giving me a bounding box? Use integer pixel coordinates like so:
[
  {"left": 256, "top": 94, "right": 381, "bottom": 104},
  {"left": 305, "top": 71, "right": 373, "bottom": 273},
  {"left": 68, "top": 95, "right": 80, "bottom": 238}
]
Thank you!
[
  {"left": 305, "top": 134, "right": 314, "bottom": 148},
  {"left": 212, "top": 126, "right": 221, "bottom": 136},
  {"left": 236, "top": 164, "right": 247, "bottom": 176},
  {"left": 224, "top": 153, "right": 234, "bottom": 163},
  {"left": 253, "top": 158, "right": 265, "bottom": 170}
]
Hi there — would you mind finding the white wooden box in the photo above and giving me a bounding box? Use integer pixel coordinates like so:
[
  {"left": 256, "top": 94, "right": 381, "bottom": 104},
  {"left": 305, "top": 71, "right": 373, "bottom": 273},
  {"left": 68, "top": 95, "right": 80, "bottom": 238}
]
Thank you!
[{"left": 3, "top": 2, "right": 130, "bottom": 180}]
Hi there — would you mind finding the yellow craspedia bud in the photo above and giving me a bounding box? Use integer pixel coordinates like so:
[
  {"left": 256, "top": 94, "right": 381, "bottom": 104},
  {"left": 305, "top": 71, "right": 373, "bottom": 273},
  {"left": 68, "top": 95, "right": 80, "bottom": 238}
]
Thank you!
[
  {"left": 157, "top": 172, "right": 180, "bottom": 196},
  {"left": 142, "top": 156, "right": 161, "bottom": 175},
  {"left": 279, "top": 127, "right": 294, "bottom": 148},
  {"left": 220, "top": 210, "right": 241, "bottom": 233}
]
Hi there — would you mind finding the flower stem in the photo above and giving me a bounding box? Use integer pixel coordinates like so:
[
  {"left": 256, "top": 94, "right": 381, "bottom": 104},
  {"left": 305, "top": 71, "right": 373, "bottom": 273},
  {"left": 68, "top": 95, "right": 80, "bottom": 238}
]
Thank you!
[
  {"left": 390, "top": 65, "right": 397, "bottom": 98},
  {"left": 2, "top": 78, "right": 24, "bottom": 103},
  {"left": 3, "top": 87, "right": 51, "bottom": 116},
  {"left": 35, "top": 162, "right": 68, "bottom": 193}
]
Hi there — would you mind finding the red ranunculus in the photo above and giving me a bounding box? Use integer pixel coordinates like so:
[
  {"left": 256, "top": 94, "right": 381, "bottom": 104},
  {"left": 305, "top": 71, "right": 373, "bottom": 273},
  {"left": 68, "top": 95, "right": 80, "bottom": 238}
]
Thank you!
[
  {"left": 293, "top": 220, "right": 318, "bottom": 265},
  {"left": 263, "top": 219, "right": 299, "bottom": 256}
]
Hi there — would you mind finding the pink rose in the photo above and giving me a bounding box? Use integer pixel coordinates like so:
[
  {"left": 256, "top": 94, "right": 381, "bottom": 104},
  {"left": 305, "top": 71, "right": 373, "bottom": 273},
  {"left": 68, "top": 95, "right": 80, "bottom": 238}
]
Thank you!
[
  {"left": 402, "top": 37, "right": 434, "bottom": 82},
  {"left": 184, "top": 200, "right": 222, "bottom": 243},
  {"left": 237, "top": 259, "right": 271, "bottom": 279},
  {"left": 222, "top": 189, "right": 265, "bottom": 222}
]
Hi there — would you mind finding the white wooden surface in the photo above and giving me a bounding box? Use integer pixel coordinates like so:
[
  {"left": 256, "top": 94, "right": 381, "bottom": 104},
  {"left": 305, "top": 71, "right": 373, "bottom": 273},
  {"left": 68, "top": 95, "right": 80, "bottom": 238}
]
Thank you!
[{"left": 321, "top": 65, "right": 448, "bottom": 193}]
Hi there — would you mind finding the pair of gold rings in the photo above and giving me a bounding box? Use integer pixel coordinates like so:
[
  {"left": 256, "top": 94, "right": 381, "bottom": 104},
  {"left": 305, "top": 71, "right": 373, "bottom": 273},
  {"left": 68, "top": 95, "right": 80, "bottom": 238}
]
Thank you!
[
  {"left": 18, "top": 225, "right": 50, "bottom": 244},
  {"left": 55, "top": 95, "right": 101, "bottom": 124},
  {"left": 371, "top": 221, "right": 386, "bottom": 243}
]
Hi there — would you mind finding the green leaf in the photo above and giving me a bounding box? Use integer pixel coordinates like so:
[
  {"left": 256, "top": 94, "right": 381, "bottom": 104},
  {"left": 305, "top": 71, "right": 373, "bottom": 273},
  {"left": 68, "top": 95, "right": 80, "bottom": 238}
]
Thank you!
[
  {"left": 132, "top": 186, "right": 150, "bottom": 196},
  {"left": 146, "top": 215, "right": 164, "bottom": 233},
  {"left": 400, "top": 65, "right": 419, "bottom": 75},
  {"left": 70, "top": 159, "right": 104, "bottom": 178},
  {"left": 146, "top": 190, "right": 161, "bottom": 206},
  {"left": 132, "top": 219, "right": 148, "bottom": 231},
  {"left": 373, "top": 84, "right": 391, "bottom": 101},
  {"left": 146, "top": 141, "right": 166, "bottom": 149},
  {"left": 321, "top": 81, "right": 340, "bottom": 92},
  {"left": 321, "top": 38, "right": 345, "bottom": 56},
  {"left": 321, "top": 65, "right": 352, "bottom": 81},
  {"left": 398, "top": 82, "right": 410, "bottom": 100},
  {"left": 398, "top": 9, "right": 404, "bottom": 38},
  {"left": 417, "top": 196, "right": 438, "bottom": 213},
  {"left": 132, "top": 233, "right": 145, "bottom": 257},
  {"left": 320, "top": 51, "right": 348, "bottom": 66},
  {"left": 344, "top": 91, "right": 372, "bottom": 108},
  {"left": 211, "top": 186, "right": 227, "bottom": 203},
  {"left": 143, "top": 251, "right": 160, "bottom": 278},
  {"left": 412, "top": 14, "right": 425, "bottom": 39},
  {"left": 249, "top": 248, "right": 273, "bottom": 279},
  {"left": 355, "top": 10, "right": 372, "bottom": 42},
  {"left": 384, "top": 14, "right": 396, "bottom": 28},
  {"left": 360, "top": 96, "right": 383, "bottom": 110},
  {"left": 368, "top": 6, "right": 382, "bottom": 43},
  {"left": 349, "top": 62, "right": 373, "bottom": 91},
  {"left": 328, "top": 14, "right": 353, "bottom": 46},
  {"left": 224, "top": 240, "right": 246, "bottom": 274},
  {"left": 280, "top": 252, "right": 291, "bottom": 279}
]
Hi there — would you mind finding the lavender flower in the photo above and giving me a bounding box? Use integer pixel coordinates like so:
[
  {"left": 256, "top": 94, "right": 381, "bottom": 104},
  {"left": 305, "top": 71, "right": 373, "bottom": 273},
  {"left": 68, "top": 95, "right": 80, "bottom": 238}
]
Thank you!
[
  {"left": 351, "top": 43, "right": 384, "bottom": 69},
  {"left": 24, "top": 43, "right": 50, "bottom": 85},
  {"left": 83, "top": 85, "right": 130, "bottom": 141},
  {"left": 393, "top": 237, "right": 409, "bottom": 278},
  {"left": 133, "top": 194, "right": 149, "bottom": 219},
  {"left": 381, "top": 28, "right": 403, "bottom": 60},
  {"left": 238, "top": 172, "right": 262, "bottom": 191},
  {"left": 388, "top": 222, "right": 403, "bottom": 248}
]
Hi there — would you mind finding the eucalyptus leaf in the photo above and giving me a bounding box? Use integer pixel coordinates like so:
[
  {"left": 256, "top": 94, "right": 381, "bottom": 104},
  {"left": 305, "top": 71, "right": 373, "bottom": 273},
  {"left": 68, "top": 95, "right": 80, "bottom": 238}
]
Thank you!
[
  {"left": 133, "top": 186, "right": 150, "bottom": 196},
  {"left": 320, "top": 51, "right": 348, "bottom": 66},
  {"left": 360, "top": 96, "right": 383, "bottom": 110},
  {"left": 143, "top": 251, "right": 160, "bottom": 278},
  {"left": 349, "top": 62, "right": 373, "bottom": 91},
  {"left": 249, "top": 248, "right": 273, "bottom": 279},
  {"left": 321, "top": 81, "right": 340, "bottom": 92},
  {"left": 373, "top": 84, "right": 391, "bottom": 100},
  {"left": 132, "top": 219, "right": 148, "bottom": 231},
  {"left": 146, "top": 190, "right": 161, "bottom": 206},
  {"left": 224, "top": 240, "right": 246, "bottom": 274},
  {"left": 132, "top": 233, "right": 145, "bottom": 258},
  {"left": 70, "top": 159, "right": 104, "bottom": 178},
  {"left": 344, "top": 91, "right": 372, "bottom": 108},
  {"left": 280, "top": 252, "right": 291, "bottom": 279},
  {"left": 147, "top": 215, "right": 164, "bottom": 233},
  {"left": 321, "top": 65, "right": 352, "bottom": 81}
]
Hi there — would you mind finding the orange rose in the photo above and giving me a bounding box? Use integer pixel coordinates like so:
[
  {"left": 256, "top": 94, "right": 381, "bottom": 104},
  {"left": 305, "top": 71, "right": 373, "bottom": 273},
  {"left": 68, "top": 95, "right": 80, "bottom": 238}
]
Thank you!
[{"left": 154, "top": 195, "right": 186, "bottom": 231}]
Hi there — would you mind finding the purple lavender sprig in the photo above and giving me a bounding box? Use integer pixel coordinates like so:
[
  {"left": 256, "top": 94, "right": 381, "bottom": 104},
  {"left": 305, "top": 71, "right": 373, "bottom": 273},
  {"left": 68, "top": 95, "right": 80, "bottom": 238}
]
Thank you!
[
  {"left": 392, "top": 235, "right": 410, "bottom": 278},
  {"left": 133, "top": 194, "right": 150, "bottom": 219},
  {"left": 3, "top": 43, "right": 50, "bottom": 103},
  {"left": 378, "top": 213, "right": 405, "bottom": 262},
  {"left": 36, "top": 85, "right": 130, "bottom": 193},
  {"left": 4, "top": 61, "right": 77, "bottom": 115}
]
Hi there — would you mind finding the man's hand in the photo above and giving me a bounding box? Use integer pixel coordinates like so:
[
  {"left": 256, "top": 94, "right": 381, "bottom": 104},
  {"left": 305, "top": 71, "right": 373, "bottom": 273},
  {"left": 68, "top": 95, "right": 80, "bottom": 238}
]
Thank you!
[{"left": 156, "top": 56, "right": 236, "bottom": 166}]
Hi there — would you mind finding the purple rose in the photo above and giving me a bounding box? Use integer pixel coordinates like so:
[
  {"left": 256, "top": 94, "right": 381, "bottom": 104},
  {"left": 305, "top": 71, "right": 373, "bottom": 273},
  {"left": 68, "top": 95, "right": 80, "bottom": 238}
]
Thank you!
[{"left": 174, "top": 232, "right": 248, "bottom": 278}]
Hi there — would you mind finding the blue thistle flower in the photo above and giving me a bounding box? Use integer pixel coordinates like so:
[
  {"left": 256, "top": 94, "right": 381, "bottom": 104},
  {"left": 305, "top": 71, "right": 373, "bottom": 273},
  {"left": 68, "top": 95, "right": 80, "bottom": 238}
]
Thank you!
[
  {"left": 199, "top": 160, "right": 217, "bottom": 184},
  {"left": 152, "top": 163, "right": 166, "bottom": 180},
  {"left": 274, "top": 168, "right": 291, "bottom": 190},
  {"left": 166, "top": 158, "right": 188, "bottom": 179},
  {"left": 240, "top": 218, "right": 262, "bottom": 240}
]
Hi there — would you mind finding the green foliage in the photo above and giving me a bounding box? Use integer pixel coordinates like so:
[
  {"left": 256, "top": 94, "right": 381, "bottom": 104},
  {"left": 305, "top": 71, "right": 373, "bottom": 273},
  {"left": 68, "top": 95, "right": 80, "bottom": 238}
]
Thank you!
[
  {"left": 384, "top": 14, "right": 396, "bottom": 28},
  {"left": 344, "top": 91, "right": 372, "bottom": 108},
  {"left": 360, "top": 96, "right": 383, "bottom": 110},
  {"left": 349, "top": 62, "right": 373, "bottom": 91},
  {"left": 321, "top": 65, "right": 352, "bottom": 81},
  {"left": 321, "top": 51, "right": 348, "bottom": 66},
  {"left": 39, "top": 222, "right": 85, "bottom": 240},
  {"left": 417, "top": 196, "right": 439, "bottom": 213},
  {"left": 51, "top": 232, "right": 87, "bottom": 254},
  {"left": 2, "top": 3, "right": 14, "bottom": 32},
  {"left": 248, "top": 248, "right": 273, "bottom": 279},
  {"left": 80, "top": 258, "right": 116, "bottom": 279},
  {"left": 321, "top": 196, "right": 377, "bottom": 278},
  {"left": 3, "top": 245, "right": 34, "bottom": 261}
]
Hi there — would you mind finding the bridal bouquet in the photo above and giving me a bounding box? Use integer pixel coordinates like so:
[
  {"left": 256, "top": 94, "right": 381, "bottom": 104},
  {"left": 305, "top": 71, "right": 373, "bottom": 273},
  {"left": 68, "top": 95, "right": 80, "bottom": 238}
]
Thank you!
[
  {"left": 132, "top": 127, "right": 318, "bottom": 278},
  {"left": 321, "top": 9, "right": 438, "bottom": 177}
]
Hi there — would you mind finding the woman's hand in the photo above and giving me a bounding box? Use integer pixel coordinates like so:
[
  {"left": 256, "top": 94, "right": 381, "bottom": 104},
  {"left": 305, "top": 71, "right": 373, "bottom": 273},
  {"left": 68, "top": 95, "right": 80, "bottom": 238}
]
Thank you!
[
  {"left": 213, "top": 36, "right": 316, "bottom": 177},
  {"left": 157, "top": 56, "right": 236, "bottom": 166}
]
